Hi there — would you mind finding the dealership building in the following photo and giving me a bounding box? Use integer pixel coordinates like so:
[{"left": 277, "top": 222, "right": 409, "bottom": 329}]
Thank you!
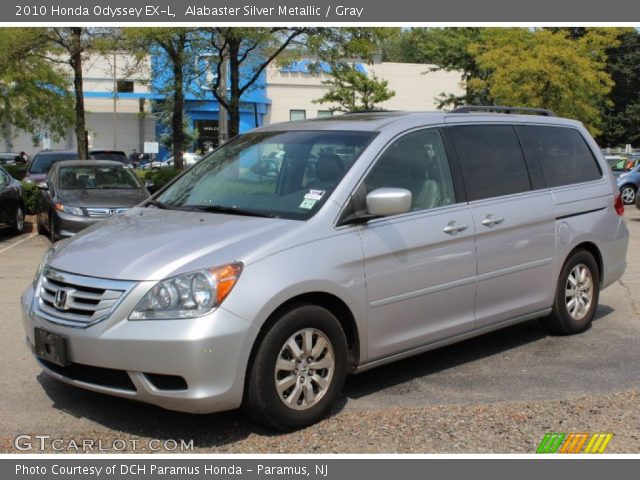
[{"left": 4, "top": 53, "right": 463, "bottom": 159}]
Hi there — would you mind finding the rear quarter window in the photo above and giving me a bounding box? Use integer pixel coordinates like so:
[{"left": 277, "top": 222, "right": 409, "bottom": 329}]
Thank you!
[{"left": 527, "top": 126, "right": 602, "bottom": 187}]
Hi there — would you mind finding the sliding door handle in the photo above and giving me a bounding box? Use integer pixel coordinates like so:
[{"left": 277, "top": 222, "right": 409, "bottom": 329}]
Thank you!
[
  {"left": 481, "top": 215, "right": 505, "bottom": 227},
  {"left": 443, "top": 222, "right": 468, "bottom": 234}
]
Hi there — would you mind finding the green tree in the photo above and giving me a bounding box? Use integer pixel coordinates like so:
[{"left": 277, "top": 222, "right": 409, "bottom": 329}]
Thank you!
[
  {"left": 313, "top": 63, "right": 395, "bottom": 112},
  {"left": 468, "top": 28, "right": 620, "bottom": 136},
  {"left": 200, "top": 28, "right": 309, "bottom": 139},
  {"left": 123, "top": 28, "right": 200, "bottom": 170},
  {"left": 0, "top": 28, "right": 74, "bottom": 150},
  {"left": 381, "top": 28, "right": 487, "bottom": 107},
  {"left": 599, "top": 29, "right": 640, "bottom": 147},
  {"left": 37, "top": 28, "right": 102, "bottom": 159}
]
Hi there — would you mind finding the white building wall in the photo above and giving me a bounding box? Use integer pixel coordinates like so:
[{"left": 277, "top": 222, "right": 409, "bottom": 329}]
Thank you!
[
  {"left": 4, "top": 53, "right": 153, "bottom": 155},
  {"left": 265, "top": 62, "right": 464, "bottom": 125}
]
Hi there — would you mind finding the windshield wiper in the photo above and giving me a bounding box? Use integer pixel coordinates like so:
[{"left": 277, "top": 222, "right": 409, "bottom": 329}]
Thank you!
[
  {"left": 182, "top": 204, "right": 275, "bottom": 218},
  {"left": 146, "top": 199, "right": 169, "bottom": 209}
]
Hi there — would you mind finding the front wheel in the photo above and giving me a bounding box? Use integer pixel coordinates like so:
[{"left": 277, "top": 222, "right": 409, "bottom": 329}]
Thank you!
[
  {"left": 542, "top": 250, "right": 600, "bottom": 335},
  {"left": 244, "top": 304, "right": 348, "bottom": 431},
  {"left": 620, "top": 184, "right": 637, "bottom": 205}
]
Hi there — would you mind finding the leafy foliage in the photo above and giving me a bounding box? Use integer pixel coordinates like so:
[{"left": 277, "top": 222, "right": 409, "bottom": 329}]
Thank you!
[
  {"left": 598, "top": 29, "right": 640, "bottom": 147},
  {"left": 4, "top": 163, "right": 27, "bottom": 180},
  {"left": 20, "top": 180, "right": 39, "bottom": 214},
  {"left": 383, "top": 27, "right": 620, "bottom": 136},
  {"left": 0, "top": 28, "right": 74, "bottom": 149},
  {"left": 467, "top": 28, "right": 620, "bottom": 136},
  {"left": 313, "top": 63, "right": 395, "bottom": 112},
  {"left": 136, "top": 167, "right": 180, "bottom": 193}
]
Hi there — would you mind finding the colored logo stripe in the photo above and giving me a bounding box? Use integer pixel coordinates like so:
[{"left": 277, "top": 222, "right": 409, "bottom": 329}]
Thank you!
[
  {"left": 536, "top": 433, "right": 566, "bottom": 453},
  {"left": 584, "top": 433, "right": 613, "bottom": 454},
  {"left": 536, "top": 433, "right": 613, "bottom": 453},
  {"left": 559, "top": 433, "right": 589, "bottom": 453}
]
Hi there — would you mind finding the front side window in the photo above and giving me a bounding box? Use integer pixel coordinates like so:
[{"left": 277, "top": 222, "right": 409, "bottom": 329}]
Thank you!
[
  {"left": 156, "top": 130, "right": 376, "bottom": 220},
  {"left": 452, "top": 125, "right": 531, "bottom": 201},
  {"left": 363, "top": 128, "right": 456, "bottom": 212},
  {"left": 58, "top": 166, "right": 141, "bottom": 190},
  {"left": 527, "top": 126, "right": 602, "bottom": 187}
]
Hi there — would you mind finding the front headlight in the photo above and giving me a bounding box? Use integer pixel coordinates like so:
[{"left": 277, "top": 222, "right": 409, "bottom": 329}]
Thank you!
[
  {"left": 33, "top": 247, "right": 54, "bottom": 288},
  {"left": 55, "top": 203, "right": 84, "bottom": 216},
  {"left": 129, "top": 263, "right": 243, "bottom": 320},
  {"left": 618, "top": 173, "right": 628, "bottom": 182}
]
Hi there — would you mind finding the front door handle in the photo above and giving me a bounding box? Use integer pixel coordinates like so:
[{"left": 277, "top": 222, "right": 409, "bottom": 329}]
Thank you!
[
  {"left": 443, "top": 222, "right": 468, "bottom": 235},
  {"left": 481, "top": 215, "right": 505, "bottom": 227}
]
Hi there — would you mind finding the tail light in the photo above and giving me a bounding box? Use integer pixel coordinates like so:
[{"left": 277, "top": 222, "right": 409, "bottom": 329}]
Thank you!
[{"left": 614, "top": 194, "right": 624, "bottom": 216}]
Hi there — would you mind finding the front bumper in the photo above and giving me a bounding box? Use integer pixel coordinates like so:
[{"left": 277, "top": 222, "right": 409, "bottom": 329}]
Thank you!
[
  {"left": 21, "top": 283, "right": 258, "bottom": 414},
  {"left": 53, "top": 210, "right": 100, "bottom": 238}
]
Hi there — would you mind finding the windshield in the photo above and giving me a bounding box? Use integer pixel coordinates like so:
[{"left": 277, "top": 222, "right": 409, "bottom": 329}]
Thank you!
[
  {"left": 58, "top": 165, "right": 141, "bottom": 190},
  {"left": 156, "top": 130, "right": 376, "bottom": 220},
  {"left": 29, "top": 153, "right": 79, "bottom": 174}
]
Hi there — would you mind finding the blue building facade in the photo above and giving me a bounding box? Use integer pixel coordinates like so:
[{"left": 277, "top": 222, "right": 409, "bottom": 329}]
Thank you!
[{"left": 150, "top": 46, "right": 271, "bottom": 160}]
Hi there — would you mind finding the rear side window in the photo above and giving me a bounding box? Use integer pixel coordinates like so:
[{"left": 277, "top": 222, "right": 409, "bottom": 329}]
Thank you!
[
  {"left": 527, "top": 126, "right": 602, "bottom": 187},
  {"left": 452, "top": 125, "right": 531, "bottom": 201}
]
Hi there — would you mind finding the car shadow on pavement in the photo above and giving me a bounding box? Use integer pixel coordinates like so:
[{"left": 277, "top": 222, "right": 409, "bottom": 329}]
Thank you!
[
  {"left": 341, "top": 304, "right": 615, "bottom": 401},
  {"left": 0, "top": 220, "right": 35, "bottom": 244},
  {"left": 36, "top": 304, "right": 614, "bottom": 447},
  {"left": 37, "top": 373, "right": 263, "bottom": 448}
]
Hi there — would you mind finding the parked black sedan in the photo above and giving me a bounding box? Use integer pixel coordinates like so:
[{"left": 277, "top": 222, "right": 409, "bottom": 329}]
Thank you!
[
  {"left": 36, "top": 160, "right": 150, "bottom": 242},
  {"left": 0, "top": 166, "right": 25, "bottom": 235}
]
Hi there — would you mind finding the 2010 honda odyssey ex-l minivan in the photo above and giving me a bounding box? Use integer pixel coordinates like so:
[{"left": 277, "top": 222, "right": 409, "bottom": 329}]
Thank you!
[{"left": 22, "top": 107, "right": 629, "bottom": 430}]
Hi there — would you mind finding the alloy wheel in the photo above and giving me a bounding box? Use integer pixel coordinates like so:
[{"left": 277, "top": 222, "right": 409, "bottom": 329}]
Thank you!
[
  {"left": 565, "top": 263, "right": 593, "bottom": 321},
  {"left": 274, "top": 328, "right": 335, "bottom": 411}
]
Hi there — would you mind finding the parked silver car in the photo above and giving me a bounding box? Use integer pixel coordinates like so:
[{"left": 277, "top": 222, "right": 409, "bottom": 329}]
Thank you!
[{"left": 21, "top": 108, "right": 629, "bottom": 430}]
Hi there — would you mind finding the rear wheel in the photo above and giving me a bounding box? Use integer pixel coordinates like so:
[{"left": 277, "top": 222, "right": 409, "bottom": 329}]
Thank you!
[
  {"left": 542, "top": 250, "right": 600, "bottom": 335},
  {"left": 244, "top": 304, "right": 348, "bottom": 431},
  {"left": 10, "top": 205, "right": 24, "bottom": 235},
  {"left": 620, "top": 184, "right": 636, "bottom": 205}
]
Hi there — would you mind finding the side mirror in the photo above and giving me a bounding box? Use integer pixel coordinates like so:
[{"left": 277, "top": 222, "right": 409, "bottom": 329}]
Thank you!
[
  {"left": 366, "top": 188, "right": 412, "bottom": 217},
  {"left": 36, "top": 181, "right": 49, "bottom": 190}
]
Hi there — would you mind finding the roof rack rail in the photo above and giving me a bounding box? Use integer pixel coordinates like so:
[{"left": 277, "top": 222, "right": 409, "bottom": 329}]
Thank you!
[
  {"left": 343, "top": 110, "right": 397, "bottom": 114},
  {"left": 450, "top": 106, "right": 556, "bottom": 117}
]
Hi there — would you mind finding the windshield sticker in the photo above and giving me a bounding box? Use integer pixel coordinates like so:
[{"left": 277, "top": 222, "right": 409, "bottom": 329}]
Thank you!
[
  {"left": 299, "top": 198, "right": 318, "bottom": 209},
  {"left": 304, "top": 189, "right": 325, "bottom": 201}
]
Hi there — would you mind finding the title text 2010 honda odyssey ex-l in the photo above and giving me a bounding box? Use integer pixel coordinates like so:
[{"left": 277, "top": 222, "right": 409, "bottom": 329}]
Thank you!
[{"left": 21, "top": 107, "right": 629, "bottom": 430}]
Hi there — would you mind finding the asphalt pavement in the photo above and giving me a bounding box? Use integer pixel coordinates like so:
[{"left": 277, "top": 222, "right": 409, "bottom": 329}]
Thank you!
[{"left": 0, "top": 211, "right": 638, "bottom": 452}]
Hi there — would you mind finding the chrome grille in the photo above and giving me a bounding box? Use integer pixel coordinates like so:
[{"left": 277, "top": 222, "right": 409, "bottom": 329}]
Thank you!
[
  {"left": 86, "top": 207, "right": 129, "bottom": 218},
  {"left": 35, "top": 267, "right": 135, "bottom": 327}
]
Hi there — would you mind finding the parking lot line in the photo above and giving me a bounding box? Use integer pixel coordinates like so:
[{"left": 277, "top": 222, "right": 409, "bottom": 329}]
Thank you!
[{"left": 0, "top": 232, "right": 37, "bottom": 255}]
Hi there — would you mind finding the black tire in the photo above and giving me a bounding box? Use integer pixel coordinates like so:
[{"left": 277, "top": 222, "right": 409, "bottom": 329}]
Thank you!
[
  {"left": 49, "top": 215, "right": 57, "bottom": 243},
  {"left": 244, "top": 304, "right": 348, "bottom": 431},
  {"left": 10, "top": 205, "right": 25, "bottom": 235},
  {"left": 620, "top": 184, "right": 637, "bottom": 205},
  {"left": 542, "top": 250, "right": 600, "bottom": 335}
]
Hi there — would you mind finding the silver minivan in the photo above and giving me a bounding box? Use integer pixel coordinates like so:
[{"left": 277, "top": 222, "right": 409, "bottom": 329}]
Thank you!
[{"left": 21, "top": 108, "right": 629, "bottom": 430}]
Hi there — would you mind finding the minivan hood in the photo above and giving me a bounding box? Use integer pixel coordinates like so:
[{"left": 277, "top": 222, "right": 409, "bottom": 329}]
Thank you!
[
  {"left": 57, "top": 188, "right": 148, "bottom": 208},
  {"left": 48, "top": 207, "right": 301, "bottom": 281}
]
